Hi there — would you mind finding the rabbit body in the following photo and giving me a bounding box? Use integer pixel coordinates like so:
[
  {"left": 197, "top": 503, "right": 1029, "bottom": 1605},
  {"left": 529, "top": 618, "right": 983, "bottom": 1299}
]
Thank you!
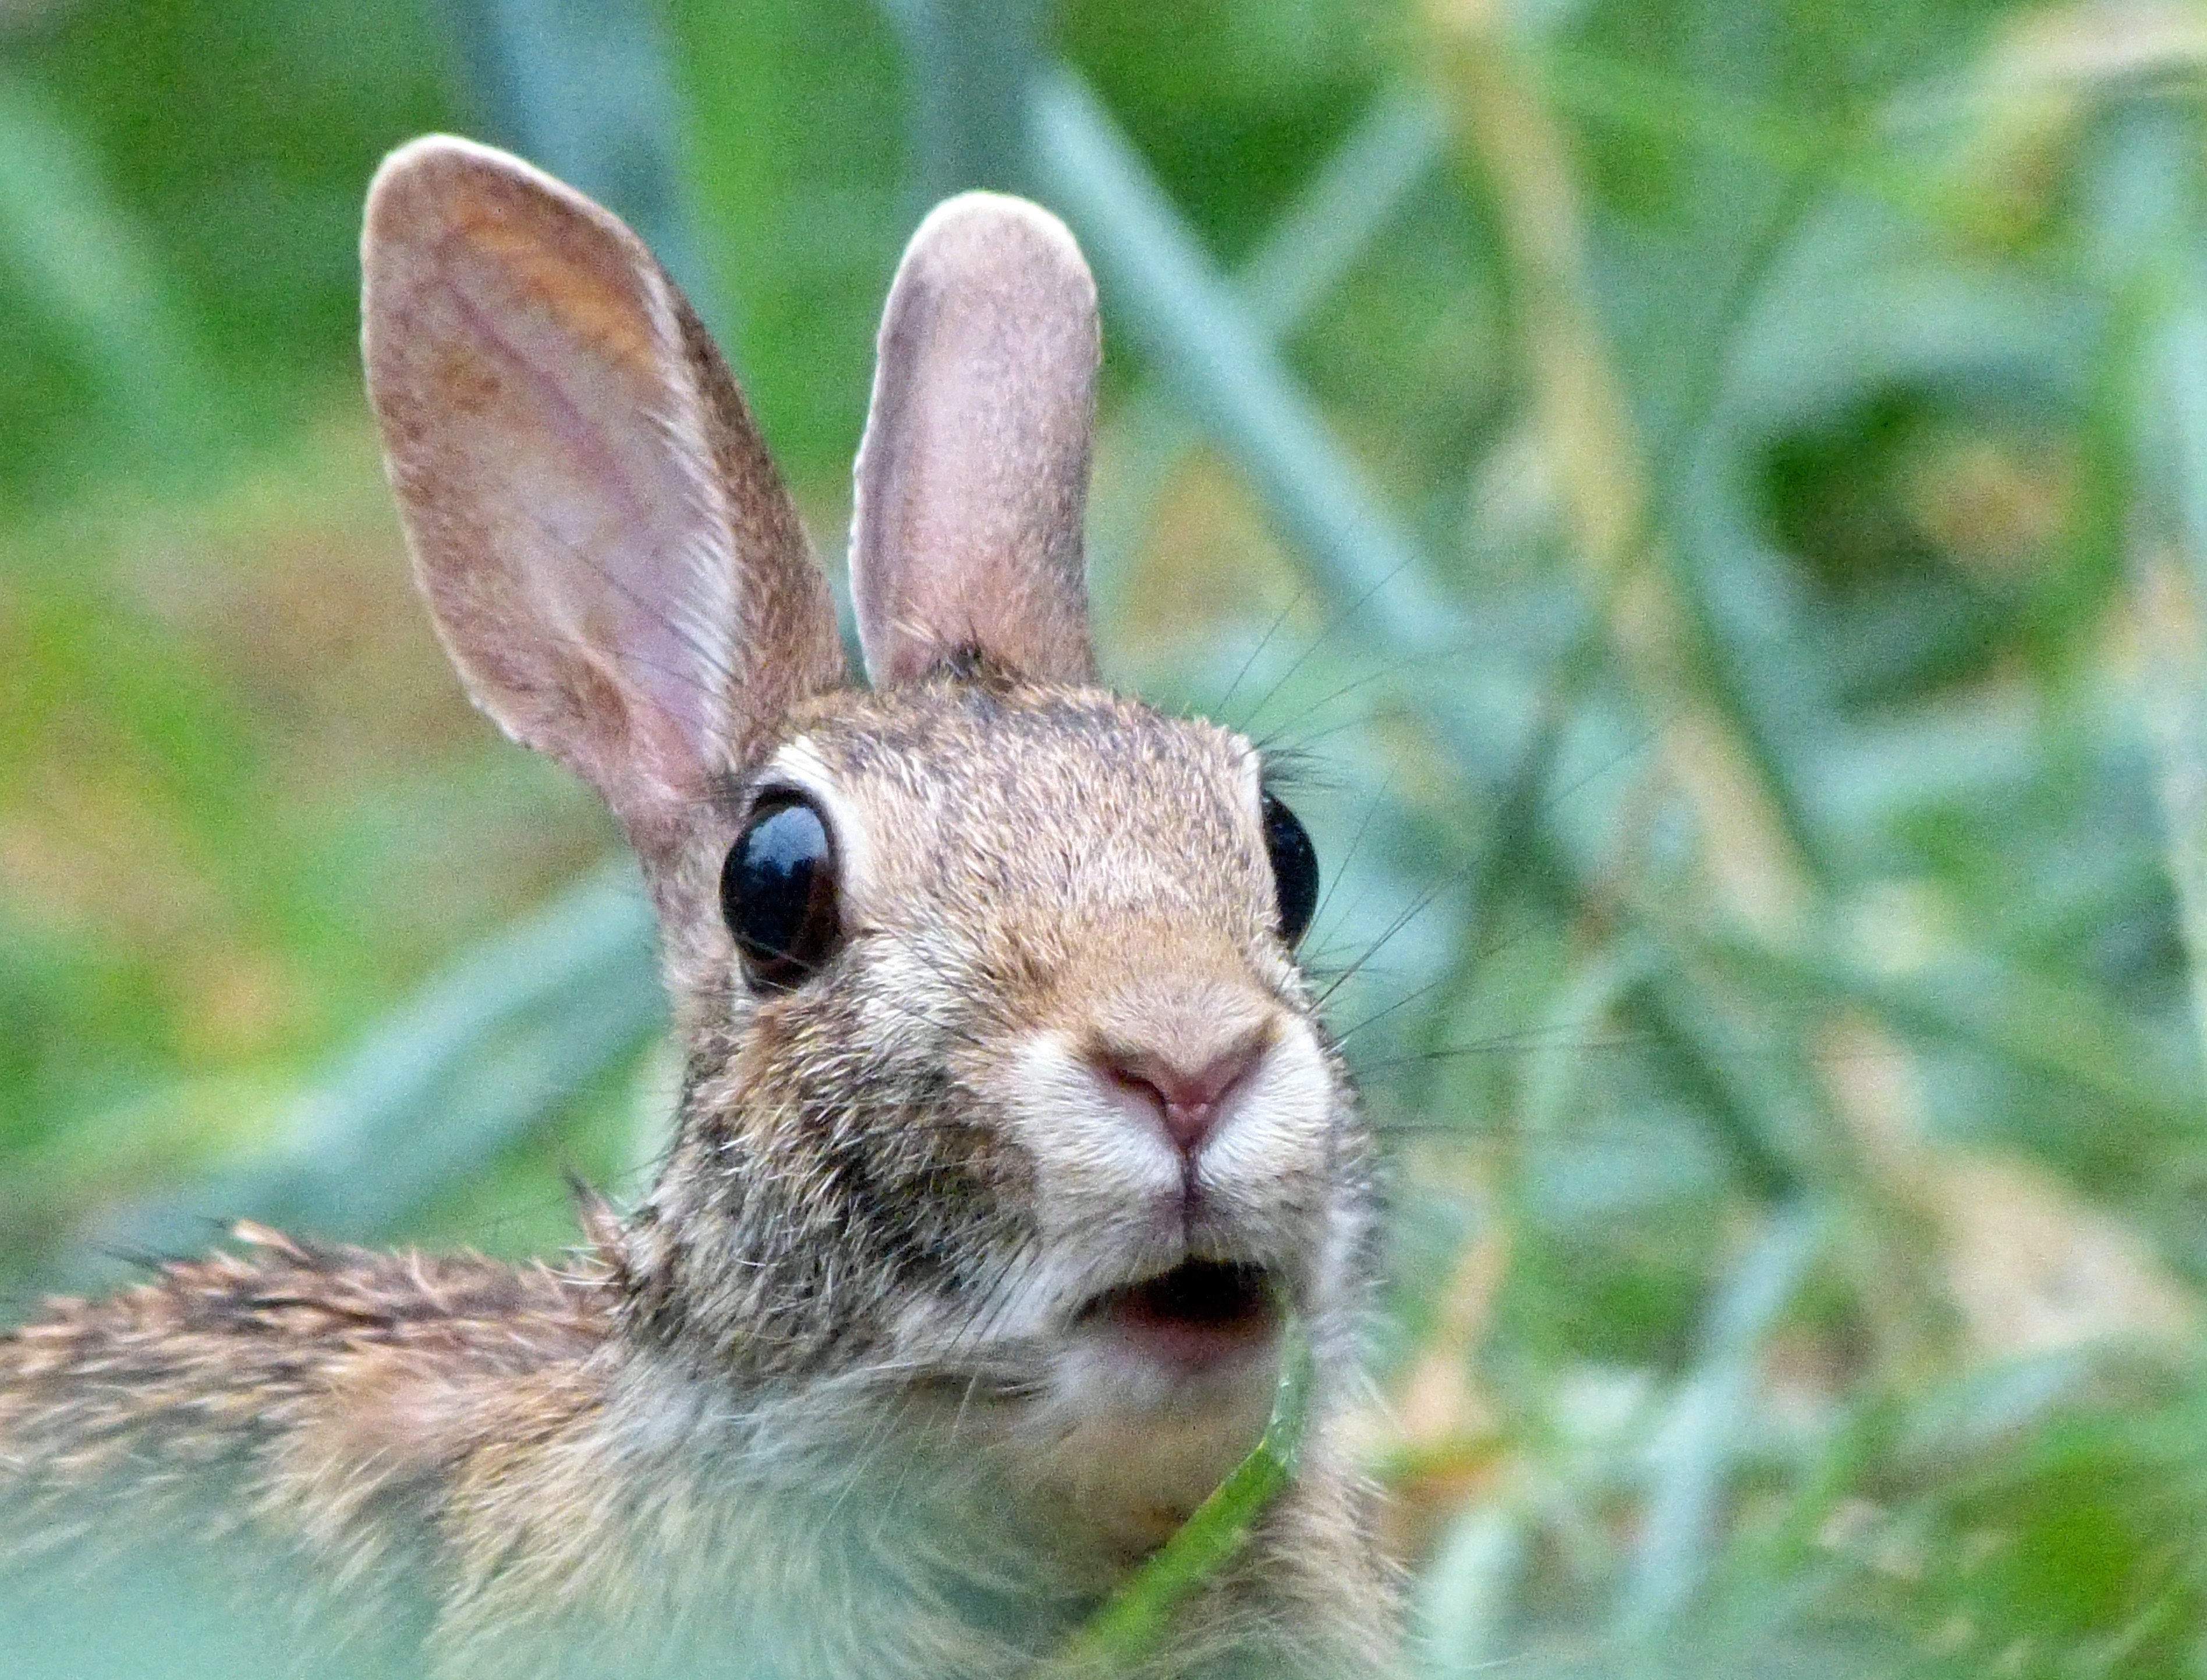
[
  {"left": 0, "top": 138, "right": 1395, "bottom": 1679},
  {"left": 1, "top": 1222, "right": 1381, "bottom": 1678}
]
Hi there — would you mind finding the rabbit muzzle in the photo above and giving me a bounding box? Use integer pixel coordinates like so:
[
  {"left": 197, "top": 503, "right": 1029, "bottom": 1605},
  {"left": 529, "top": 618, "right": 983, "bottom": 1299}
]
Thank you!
[{"left": 987, "top": 989, "right": 1346, "bottom": 1402}]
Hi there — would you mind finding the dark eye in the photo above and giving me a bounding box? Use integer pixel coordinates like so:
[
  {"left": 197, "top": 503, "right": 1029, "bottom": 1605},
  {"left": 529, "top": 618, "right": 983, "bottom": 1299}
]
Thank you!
[
  {"left": 1260, "top": 792, "right": 1319, "bottom": 948},
  {"left": 721, "top": 792, "right": 842, "bottom": 991}
]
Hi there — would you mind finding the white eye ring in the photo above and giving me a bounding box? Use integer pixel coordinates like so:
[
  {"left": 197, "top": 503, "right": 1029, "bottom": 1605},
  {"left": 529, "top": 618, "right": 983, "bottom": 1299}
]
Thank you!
[
  {"left": 757, "top": 739, "right": 874, "bottom": 915},
  {"left": 1235, "top": 738, "right": 1264, "bottom": 821}
]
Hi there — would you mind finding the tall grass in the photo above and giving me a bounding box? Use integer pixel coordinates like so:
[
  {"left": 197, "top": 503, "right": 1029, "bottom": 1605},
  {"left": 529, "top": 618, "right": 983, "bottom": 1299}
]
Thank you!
[{"left": 5, "top": 0, "right": 2207, "bottom": 1672}]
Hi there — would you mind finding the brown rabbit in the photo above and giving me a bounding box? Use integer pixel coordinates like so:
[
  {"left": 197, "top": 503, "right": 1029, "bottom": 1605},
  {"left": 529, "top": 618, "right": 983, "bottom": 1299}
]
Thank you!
[{"left": 0, "top": 138, "right": 1395, "bottom": 1679}]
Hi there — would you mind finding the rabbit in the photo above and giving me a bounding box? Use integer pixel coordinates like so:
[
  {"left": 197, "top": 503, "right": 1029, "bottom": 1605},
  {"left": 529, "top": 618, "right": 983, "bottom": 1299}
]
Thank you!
[{"left": 0, "top": 136, "right": 1396, "bottom": 1680}]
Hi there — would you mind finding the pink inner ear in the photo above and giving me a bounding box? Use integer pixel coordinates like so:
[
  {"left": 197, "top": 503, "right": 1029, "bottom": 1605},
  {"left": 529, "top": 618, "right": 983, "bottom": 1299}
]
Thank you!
[
  {"left": 367, "top": 142, "right": 749, "bottom": 816},
  {"left": 368, "top": 139, "right": 845, "bottom": 846},
  {"left": 451, "top": 254, "right": 739, "bottom": 781}
]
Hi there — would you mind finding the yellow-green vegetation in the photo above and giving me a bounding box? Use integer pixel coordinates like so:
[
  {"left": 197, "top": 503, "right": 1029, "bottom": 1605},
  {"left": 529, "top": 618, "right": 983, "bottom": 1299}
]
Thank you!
[{"left": 8, "top": 0, "right": 2207, "bottom": 1674}]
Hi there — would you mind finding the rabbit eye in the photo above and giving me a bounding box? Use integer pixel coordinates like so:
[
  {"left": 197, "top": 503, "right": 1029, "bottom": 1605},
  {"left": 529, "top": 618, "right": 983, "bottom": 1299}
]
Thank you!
[
  {"left": 1261, "top": 792, "right": 1319, "bottom": 948},
  {"left": 722, "top": 792, "right": 842, "bottom": 991}
]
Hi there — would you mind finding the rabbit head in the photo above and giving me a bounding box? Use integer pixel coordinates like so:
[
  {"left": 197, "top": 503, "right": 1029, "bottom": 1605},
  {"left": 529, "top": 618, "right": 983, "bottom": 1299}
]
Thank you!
[{"left": 362, "top": 139, "right": 1377, "bottom": 1543}]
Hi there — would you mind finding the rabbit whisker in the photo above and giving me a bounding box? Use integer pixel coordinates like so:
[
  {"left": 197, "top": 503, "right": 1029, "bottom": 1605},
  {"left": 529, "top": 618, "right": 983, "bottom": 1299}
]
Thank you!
[
  {"left": 1213, "top": 581, "right": 1315, "bottom": 720},
  {"left": 1226, "top": 551, "right": 1427, "bottom": 736},
  {"left": 1247, "top": 636, "right": 1513, "bottom": 758}
]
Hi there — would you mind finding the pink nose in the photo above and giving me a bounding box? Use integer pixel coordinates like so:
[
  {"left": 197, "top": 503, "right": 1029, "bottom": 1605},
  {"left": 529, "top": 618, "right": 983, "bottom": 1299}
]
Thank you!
[{"left": 1094, "top": 1034, "right": 1267, "bottom": 1160}]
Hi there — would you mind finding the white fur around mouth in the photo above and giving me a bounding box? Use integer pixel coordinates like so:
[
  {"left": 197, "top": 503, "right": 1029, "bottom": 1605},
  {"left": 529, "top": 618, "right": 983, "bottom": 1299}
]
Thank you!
[{"left": 1073, "top": 1259, "right": 1281, "bottom": 1370}]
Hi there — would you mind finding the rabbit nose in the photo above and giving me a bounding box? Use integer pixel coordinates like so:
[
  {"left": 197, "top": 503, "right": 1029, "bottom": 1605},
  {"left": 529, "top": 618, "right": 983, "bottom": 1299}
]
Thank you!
[{"left": 1094, "top": 1032, "right": 1268, "bottom": 1160}]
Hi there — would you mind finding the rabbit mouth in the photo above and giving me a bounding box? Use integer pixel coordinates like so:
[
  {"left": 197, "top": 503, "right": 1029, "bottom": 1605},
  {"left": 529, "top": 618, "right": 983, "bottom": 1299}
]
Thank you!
[{"left": 1075, "top": 1260, "right": 1280, "bottom": 1367}]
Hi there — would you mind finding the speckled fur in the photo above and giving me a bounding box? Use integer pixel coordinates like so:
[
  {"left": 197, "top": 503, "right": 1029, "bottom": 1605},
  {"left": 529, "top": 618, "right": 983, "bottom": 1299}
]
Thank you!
[{"left": 0, "top": 141, "right": 1398, "bottom": 1679}]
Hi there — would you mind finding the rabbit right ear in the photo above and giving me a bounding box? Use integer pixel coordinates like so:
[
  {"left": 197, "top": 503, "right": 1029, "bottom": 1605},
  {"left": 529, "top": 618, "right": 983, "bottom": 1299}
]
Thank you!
[
  {"left": 850, "top": 193, "right": 1100, "bottom": 688},
  {"left": 362, "top": 137, "right": 845, "bottom": 858}
]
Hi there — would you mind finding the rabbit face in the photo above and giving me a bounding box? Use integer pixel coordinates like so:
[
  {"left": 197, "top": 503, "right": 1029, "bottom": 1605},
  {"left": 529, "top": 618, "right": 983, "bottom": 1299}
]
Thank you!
[
  {"left": 620, "top": 678, "right": 1373, "bottom": 1529},
  {"left": 789, "top": 683, "right": 1348, "bottom": 1351}
]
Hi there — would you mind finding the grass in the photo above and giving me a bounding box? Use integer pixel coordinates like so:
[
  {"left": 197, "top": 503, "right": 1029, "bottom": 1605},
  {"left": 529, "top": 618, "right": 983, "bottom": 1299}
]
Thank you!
[{"left": 6, "top": 0, "right": 2207, "bottom": 1674}]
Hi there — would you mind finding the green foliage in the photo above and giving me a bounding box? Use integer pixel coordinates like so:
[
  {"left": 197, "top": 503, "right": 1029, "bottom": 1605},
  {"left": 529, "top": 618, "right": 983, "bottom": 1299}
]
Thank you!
[{"left": 8, "top": 0, "right": 2207, "bottom": 1674}]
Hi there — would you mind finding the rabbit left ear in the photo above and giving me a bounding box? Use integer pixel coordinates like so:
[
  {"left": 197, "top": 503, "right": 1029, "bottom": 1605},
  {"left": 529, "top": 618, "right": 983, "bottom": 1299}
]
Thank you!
[
  {"left": 849, "top": 192, "right": 1100, "bottom": 688},
  {"left": 362, "top": 137, "right": 846, "bottom": 860}
]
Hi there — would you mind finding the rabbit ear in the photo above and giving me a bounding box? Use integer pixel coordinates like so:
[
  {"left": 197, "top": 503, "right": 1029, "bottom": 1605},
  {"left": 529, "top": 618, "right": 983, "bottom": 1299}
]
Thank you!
[
  {"left": 362, "top": 136, "right": 845, "bottom": 856},
  {"left": 851, "top": 192, "right": 1100, "bottom": 687}
]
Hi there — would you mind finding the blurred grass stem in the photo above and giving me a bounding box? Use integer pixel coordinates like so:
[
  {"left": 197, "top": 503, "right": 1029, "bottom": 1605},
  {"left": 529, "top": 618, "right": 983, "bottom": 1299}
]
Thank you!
[
  {"left": 2135, "top": 303, "right": 2207, "bottom": 1082},
  {"left": 1425, "top": 0, "right": 1813, "bottom": 940}
]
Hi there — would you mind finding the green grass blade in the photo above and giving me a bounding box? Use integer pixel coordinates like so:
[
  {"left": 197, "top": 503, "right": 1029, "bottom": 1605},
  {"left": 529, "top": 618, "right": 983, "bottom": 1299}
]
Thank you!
[
  {"left": 1055, "top": 1314, "right": 1315, "bottom": 1671},
  {"left": 1689, "top": 925, "right": 2204, "bottom": 1137},
  {"left": 0, "top": 72, "right": 217, "bottom": 460},
  {"left": 883, "top": 0, "right": 1045, "bottom": 199},
  {"left": 1616, "top": 1203, "right": 1822, "bottom": 1638},
  {"left": 1086, "top": 80, "right": 1446, "bottom": 619},
  {"left": 1234, "top": 83, "right": 1447, "bottom": 334}
]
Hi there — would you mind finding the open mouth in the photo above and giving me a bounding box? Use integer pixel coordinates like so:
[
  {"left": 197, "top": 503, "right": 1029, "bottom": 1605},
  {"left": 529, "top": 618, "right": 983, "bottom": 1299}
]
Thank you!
[{"left": 1076, "top": 1260, "right": 1282, "bottom": 1368}]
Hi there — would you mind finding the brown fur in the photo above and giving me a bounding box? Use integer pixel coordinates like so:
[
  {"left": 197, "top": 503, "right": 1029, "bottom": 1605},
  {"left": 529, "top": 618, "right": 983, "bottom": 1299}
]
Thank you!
[
  {"left": 0, "top": 1227, "right": 610, "bottom": 1672},
  {"left": 0, "top": 1227, "right": 607, "bottom": 1516},
  {"left": 0, "top": 141, "right": 1398, "bottom": 1679},
  {"left": 2, "top": 1216, "right": 1390, "bottom": 1678}
]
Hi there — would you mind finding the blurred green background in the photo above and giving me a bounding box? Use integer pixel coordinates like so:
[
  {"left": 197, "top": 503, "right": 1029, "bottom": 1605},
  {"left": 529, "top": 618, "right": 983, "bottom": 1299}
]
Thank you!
[{"left": 10, "top": 0, "right": 2207, "bottom": 1673}]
